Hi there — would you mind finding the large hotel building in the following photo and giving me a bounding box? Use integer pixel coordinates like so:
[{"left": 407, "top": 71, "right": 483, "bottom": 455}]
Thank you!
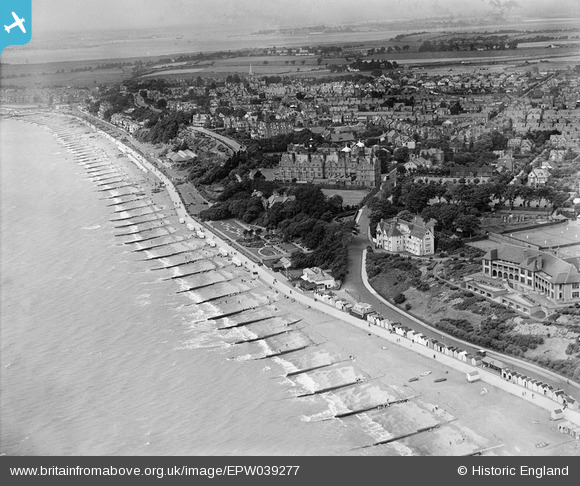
[{"left": 277, "top": 142, "right": 381, "bottom": 188}]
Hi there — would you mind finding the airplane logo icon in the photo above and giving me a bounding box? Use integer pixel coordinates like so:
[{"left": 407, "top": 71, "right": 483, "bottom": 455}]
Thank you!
[{"left": 4, "top": 12, "right": 26, "bottom": 34}]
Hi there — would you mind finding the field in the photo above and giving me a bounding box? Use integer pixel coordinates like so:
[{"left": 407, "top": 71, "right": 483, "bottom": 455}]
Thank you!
[{"left": 3, "top": 20, "right": 580, "bottom": 88}]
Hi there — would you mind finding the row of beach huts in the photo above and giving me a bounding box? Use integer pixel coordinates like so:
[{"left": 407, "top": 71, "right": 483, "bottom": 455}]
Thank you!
[{"left": 313, "top": 290, "right": 579, "bottom": 421}]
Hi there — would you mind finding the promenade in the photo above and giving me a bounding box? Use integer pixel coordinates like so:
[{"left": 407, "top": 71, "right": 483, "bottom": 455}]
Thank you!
[{"left": 97, "top": 121, "right": 580, "bottom": 429}]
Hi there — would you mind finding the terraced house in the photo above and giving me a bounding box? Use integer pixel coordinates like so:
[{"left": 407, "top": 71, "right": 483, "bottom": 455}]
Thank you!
[{"left": 481, "top": 245, "right": 580, "bottom": 305}]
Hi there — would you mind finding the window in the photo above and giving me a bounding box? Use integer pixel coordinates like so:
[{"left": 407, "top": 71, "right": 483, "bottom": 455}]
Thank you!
[{"left": 573, "top": 292, "right": 579, "bottom": 298}]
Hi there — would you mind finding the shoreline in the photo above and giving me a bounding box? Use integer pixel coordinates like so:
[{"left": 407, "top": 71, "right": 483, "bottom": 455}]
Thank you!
[{"left": 5, "top": 112, "right": 580, "bottom": 455}]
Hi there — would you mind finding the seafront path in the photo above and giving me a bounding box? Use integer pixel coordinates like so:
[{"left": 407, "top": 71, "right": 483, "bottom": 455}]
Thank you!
[
  {"left": 346, "top": 206, "right": 580, "bottom": 398},
  {"left": 74, "top": 111, "right": 580, "bottom": 426}
]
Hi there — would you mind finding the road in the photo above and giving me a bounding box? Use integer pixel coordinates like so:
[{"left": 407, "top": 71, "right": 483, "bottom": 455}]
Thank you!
[
  {"left": 343, "top": 206, "right": 580, "bottom": 397},
  {"left": 188, "top": 126, "right": 245, "bottom": 153},
  {"left": 74, "top": 107, "right": 579, "bottom": 399}
]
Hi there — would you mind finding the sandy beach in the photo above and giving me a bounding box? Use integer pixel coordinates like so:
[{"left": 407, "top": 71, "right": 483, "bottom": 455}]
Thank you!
[{"left": 12, "top": 110, "right": 580, "bottom": 456}]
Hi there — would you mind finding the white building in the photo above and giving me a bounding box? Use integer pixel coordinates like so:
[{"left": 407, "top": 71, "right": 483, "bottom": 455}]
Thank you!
[
  {"left": 375, "top": 216, "right": 436, "bottom": 256},
  {"left": 301, "top": 267, "right": 338, "bottom": 289}
]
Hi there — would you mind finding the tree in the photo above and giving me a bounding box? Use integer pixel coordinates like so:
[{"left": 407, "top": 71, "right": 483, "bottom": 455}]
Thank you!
[
  {"left": 393, "top": 147, "right": 409, "bottom": 163},
  {"left": 454, "top": 214, "right": 480, "bottom": 237},
  {"left": 394, "top": 293, "right": 406, "bottom": 304},
  {"left": 503, "top": 185, "right": 519, "bottom": 210}
]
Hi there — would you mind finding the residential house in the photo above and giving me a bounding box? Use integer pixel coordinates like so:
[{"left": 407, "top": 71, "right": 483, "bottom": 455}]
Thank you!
[
  {"left": 375, "top": 216, "right": 436, "bottom": 256},
  {"left": 528, "top": 168, "right": 550, "bottom": 187}
]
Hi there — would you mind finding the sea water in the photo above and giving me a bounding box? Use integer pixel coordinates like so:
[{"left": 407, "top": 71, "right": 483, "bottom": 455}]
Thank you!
[{"left": 0, "top": 118, "right": 358, "bottom": 456}]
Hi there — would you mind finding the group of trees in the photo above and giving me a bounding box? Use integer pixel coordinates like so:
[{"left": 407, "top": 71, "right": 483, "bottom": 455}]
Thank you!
[
  {"left": 199, "top": 182, "right": 352, "bottom": 280},
  {"left": 348, "top": 59, "right": 400, "bottom": 72},
  {"left": 418, "top": 36, "right": 518, "bottom": 52},
  {"left": 368, "top": 167, "right": 568, "bottom": 243},
  {"left": 86, "top": 87, "right": 135, "bottom": 121},
  {"left": 141, "top": 110, "right": 194, "bottom": 144}
]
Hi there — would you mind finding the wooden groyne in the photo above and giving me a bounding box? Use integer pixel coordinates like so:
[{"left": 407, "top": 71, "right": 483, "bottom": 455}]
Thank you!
[
  {"left": 333, "top": 395, "right": 417, "bottom": 419},
  {"left": 295, "top": 380, "right": 363, "bottom": 398},
  {"left": 285, "top": 360, "right": 349, "bottom": 378},
  {"left": 256, "top": 345, "right": 310, "bottom": 360},
  {"left": 218, "top": 316, "right": 300, "bottom": 331},
  {"left": 113, "top": 214, "right": 160, "bottom": 227},
  {"left": 232, "top": 329, "right": 297, "bottom": 345},
  {"left": 98, "top": 183, "right": 133, "bottom": 192},
  {"left": 361, "top": 419, "right": 457, "bottom": 449},
  {"left": 106, "top": 197, "right": 143, "bottom": 207}
]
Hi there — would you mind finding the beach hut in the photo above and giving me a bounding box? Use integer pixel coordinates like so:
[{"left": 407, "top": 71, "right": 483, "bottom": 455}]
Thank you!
[
  {"left": 416, "top": 334, "right": 428, "bottom": 347},
  {"left": 481, "top": 357, "right": 505, "bottom": 373},
  {"left": 554, "top": 390, "right": 566, "bottom": 405},
  {"left": 550, "top": 409, "right": 564, "bottom": 421},
  {"left": 558, "top": 421, "right": 573, "bottom": 435},
  {"left": 557, "top": 421, "right": 580, "bottom": 439},
  {"left": 458, "top": 351, "right": 468, "bottom": 362},
  {"left": 406, "top": 330, "right": 416, "bottom": 340},
  {"left": 466, "top": 371, "right": 481, "bottom": 383},
  {"left": 538, "top": 382, "right": 550, "bottom": 396}
]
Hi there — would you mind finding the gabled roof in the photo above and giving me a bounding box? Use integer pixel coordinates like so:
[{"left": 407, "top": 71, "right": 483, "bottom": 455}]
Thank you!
[{"left": 484, "top": 244, "right": 580, "bottom": 283}]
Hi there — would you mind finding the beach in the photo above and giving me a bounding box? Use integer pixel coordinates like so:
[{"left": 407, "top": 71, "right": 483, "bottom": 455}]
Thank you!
[{"left": 2, "top": 111, "right": 579, "bottom": 456}]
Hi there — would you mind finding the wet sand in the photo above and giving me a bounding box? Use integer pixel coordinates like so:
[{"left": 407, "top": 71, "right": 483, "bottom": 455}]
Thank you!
[{"left": 16, "top": 111, "right": 580, "bottom": 456}]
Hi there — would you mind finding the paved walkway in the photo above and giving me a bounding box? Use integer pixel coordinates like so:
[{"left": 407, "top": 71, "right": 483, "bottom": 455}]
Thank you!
[
  {"left": 344, "top": 207, "right": 580, "bottom": 397},
  {"left": 76, "top": 111, "right": 580, "bottom": 419}
]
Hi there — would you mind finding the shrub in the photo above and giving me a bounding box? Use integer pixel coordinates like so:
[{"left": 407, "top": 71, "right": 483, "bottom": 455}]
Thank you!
[
  {"left": 405, "top": 303, "right": 412, "bottom": 311},
  {"left": 394, "top": 293, "right": 406, "bottom": 304}
]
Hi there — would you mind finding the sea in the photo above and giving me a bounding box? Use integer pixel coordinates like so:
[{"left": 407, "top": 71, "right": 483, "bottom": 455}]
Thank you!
[{"left": 0, "top": 118, "right": 362, "bottom": 456}]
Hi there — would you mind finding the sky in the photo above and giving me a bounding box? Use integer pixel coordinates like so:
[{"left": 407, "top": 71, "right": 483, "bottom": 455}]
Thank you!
[{"left": 32, "top": 0, "right": 580, "bottom": 33}]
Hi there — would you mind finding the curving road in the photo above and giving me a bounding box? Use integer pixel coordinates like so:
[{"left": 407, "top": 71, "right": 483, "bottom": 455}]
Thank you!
[
  {"left": 188, "top": 126, "right": 245, "bottom": 153},
  {"left": 74, "top": 107, "right": 579, "bottom": 400},
  {"left": 343, "top": 206, "right": 580, "bottom": 398}
]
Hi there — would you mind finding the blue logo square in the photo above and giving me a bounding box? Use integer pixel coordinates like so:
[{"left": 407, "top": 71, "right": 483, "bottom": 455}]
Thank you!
[{"left": 1, "top": 0, "right": 32, "bottom": 56}]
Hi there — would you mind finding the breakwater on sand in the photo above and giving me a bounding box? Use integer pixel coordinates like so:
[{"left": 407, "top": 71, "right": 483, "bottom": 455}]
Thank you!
[{"left": 2, "top": 112, "right": 578, "bottom": 456}]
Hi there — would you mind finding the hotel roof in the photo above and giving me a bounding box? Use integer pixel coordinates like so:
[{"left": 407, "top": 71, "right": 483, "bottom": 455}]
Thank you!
[{"left": 484, "top": 245, "right": 580, "bottom": 284}]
